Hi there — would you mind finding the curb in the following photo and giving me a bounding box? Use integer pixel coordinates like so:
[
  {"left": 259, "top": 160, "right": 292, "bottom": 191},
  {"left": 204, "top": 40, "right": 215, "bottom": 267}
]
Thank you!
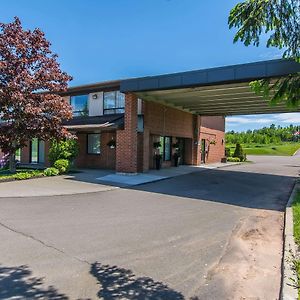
[
  {"left": 292, "top": 149, "right": 300, "bottom": 156},
  {"left": 281, "top": 182, "right": 299, "bottom": 300}
]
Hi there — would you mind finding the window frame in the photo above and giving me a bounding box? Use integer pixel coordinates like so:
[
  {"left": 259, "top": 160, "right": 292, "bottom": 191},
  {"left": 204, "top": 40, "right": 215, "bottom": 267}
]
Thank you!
[
  {"left": 70, "top": 94, "right": 89, "bottom": 117},
  {"left": 87, "top": 133, "right": 101, "bottom": 155},
  {"left": 103, "top": 91, "right": 125, "bottom": 115},
  {"left": 159, "top": 136, "right": 172, "bottom": 161},
  {"left": 30, "top": 138, "right": 39, "bottom": 164},
  {"left": 15, "top": 148, "right": 21, "bottom": 162},
  {"left": 163, "top": 136, "right": 172, "bottom": 161}
]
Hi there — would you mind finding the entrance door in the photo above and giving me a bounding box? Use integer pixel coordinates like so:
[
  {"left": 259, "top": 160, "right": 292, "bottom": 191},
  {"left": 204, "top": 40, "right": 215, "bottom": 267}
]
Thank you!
[
  {"left": 30, "top": 139, "right": 45, "bottom": 164},
  {"left": 201, "top": 139, "right": 206, "bottom": 163},
  {"left": 177, "top": 138, "right": 185, "bottom": 165},
  {"left": 38, "top": 141, "right": 45, "bottom": 163},
  {"left": 30, "top": 138, "right": 38, "bottom": 163}
]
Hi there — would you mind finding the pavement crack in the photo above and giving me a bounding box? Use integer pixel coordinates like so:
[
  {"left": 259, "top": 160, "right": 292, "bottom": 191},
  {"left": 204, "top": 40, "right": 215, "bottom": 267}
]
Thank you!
[{"left": 0, "top": 220, "right": 90, "bottom": 266}]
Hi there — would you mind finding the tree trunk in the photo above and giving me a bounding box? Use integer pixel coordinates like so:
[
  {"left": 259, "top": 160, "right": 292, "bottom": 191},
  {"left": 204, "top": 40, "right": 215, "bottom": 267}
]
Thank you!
[{"left": 9, "top": 153, "right": 16, "bottom": 174}]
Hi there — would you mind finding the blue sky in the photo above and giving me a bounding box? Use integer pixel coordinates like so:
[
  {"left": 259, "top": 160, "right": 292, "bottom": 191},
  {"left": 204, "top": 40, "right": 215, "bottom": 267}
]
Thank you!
[{"left": 1, "top": 0, "right": 299, "bottom": 132}]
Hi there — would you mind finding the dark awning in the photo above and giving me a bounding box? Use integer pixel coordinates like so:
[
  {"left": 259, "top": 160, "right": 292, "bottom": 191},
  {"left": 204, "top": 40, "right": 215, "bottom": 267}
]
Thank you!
[{"left": 63, "top": 114, "right": 124, "bottom": 130}]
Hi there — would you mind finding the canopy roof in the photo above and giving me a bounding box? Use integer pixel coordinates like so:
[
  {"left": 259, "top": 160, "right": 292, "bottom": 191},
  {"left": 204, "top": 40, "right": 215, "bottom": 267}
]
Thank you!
[{"left": 120, "top": 59, "right": 300, "bottom": 116}]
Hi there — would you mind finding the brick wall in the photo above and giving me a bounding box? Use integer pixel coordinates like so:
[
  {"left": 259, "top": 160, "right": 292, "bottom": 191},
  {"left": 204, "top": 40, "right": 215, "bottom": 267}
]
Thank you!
[
  {"left": 75, "top": 131, "right": 116, "bottom": 169},
  {"left": 199, "top": 116, "right": 225, "bottom": 163},
  {"left": 20, "top": 140, "right": 50, "bottom": 166},
  {"left": 143, "top": 101, "right": 194, "bottom": 138},
  {"left": 116, "top": 93, "right": 138, "bottom": 173},
  {"left": 140, "top": 101, "right": 195, "bottom": 171},
  {"left": 21, "top": 142, "right": 30, "bottom": 164},
  {"left": 139, "top": 102, "right": 225, "bottom": 170}
]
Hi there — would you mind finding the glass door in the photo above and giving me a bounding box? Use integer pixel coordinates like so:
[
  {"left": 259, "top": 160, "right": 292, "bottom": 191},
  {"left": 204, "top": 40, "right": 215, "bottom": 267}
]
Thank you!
[
  {"left": 38, "top": 141, "right": 45, "bottom": 163},
  {"left": 30, "top": 138, "right": 38, "bottom": 163}
]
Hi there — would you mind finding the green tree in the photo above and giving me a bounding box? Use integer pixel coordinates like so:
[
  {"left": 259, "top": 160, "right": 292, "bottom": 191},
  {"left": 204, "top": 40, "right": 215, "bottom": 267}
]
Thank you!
[
  {"left": 0, "top": 17, "right": 72, "bottom": 173},
  {"left": 228, "top": 0, "right": 299, "bottom": 107},
  {"left": 48, "top": 138, "right": 79, "bottom": 166}
]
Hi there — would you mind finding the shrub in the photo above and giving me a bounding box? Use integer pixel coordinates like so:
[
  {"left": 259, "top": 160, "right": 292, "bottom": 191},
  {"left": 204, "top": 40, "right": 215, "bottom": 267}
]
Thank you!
[
  {"left": 14, "top": 171, "right": 40, "bottom": 180},
  {"left": 233, "top": 143, "right": 247, "bottom": 161},
  {"left": 49, "top": 138, "right": 79, "bottom": 166},
  {"left": 153, "top": 141, "right": 162, "bottom": 149},
  {"left": 227, "top": 157, "right": 240, "bottom": 162},
  {"left": 225, "top": 147, "right": 231, "bottom": 157},
  {"left": 54, "top": 159, "right": 70, "bottom": 174},
  {"left": 44, "top": 167, "right": 59, "bottom": 176}
]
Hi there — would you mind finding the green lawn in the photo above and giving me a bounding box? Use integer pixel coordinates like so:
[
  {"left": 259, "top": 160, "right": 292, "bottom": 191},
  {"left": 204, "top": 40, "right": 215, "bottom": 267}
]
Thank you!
[
  {"left": 227, "top": 143, "right": 300, "bottom": 156},
  {"left": 293, "top": 190, "right": 300, "bottom": 245}
]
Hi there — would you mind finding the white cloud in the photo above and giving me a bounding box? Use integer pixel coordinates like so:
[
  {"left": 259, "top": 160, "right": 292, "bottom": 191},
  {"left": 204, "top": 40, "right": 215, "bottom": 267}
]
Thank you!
[
  {"left": 273, "top": 113, "right": 300, "bottom": 123},
  {"left": 226, "top": 116, "right": 273, "bottom": 124}
]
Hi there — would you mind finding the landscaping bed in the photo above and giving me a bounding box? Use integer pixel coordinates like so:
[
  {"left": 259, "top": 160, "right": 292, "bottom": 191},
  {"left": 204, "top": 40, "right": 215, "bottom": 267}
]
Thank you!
[{"left": 0, "top": 169, "right": 45, "bottom": 182}]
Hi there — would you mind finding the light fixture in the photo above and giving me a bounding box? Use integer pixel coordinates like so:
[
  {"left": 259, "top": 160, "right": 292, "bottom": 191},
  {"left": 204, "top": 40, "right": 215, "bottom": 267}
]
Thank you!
[{"left": 92, "top": 94, "right": 98, "bottom": 99}]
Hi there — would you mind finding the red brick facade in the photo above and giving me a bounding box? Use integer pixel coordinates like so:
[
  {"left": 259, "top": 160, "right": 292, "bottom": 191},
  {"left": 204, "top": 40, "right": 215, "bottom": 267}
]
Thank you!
[
  {"left": 76, "top": 131, "right": 116, "bottom": 169},
  {"left": 199, "top": 116, "right": 225, "bottom": 163},
  {"left": 116, "top": 93, "right": 138, "bottom": 173},
  {"left": 123, "top": 96, "right": 225, "bottom": 172},
  {"left": 16, "top": 92, "right": 225, "bottom": 172}
]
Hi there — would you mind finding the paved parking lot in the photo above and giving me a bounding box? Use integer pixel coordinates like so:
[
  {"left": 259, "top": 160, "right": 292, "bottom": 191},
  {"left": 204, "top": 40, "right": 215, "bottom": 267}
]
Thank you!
[{"left": 0, "top": 155, "right": 299, "bottom": 299}]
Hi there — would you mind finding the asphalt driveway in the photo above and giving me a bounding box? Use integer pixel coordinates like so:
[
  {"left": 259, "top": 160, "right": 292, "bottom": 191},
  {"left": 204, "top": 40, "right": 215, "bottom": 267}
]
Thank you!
[{"left": 0, "top": 155, "right": 299, "bottom": 299}]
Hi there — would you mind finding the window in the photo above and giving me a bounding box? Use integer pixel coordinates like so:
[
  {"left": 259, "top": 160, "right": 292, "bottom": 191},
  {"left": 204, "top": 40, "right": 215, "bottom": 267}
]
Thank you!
[
  {"left": 164, "top": 137, "right": 171, "bottom": 161},
  {"left": 30, "top": 138, "right": 38, "bottom": 163},
  {"left": 29, "top": 139, "right": 45, "bottom": 163},
  {"left": 70, "top": 95, "right": 88, "bottom": 117},
  {"left": 103, "top": 91, "right": 125, "bottom": 114},
  {"left": 87, "top": 134, "right": 101, "bottom": 154},
  {"left": 15, "top": 149, "right": 21, "bottom": 161},
  {"left": 159, "top": 136, "right": 171, "bottom": 161}
]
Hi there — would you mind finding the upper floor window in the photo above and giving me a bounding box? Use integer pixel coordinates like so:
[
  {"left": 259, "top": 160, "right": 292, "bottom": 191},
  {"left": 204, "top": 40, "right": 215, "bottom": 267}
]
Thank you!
[
  {"left": 70, "top": 95, "right": 88, "bottom": 117},
  {"left": 103, "top": 91, "right": 125, "bottom": 115}
]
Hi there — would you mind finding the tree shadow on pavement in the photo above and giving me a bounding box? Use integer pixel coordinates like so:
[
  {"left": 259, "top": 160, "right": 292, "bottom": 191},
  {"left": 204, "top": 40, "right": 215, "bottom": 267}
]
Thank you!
[
  {"left": 90, "top": 262, "right": 184, "bottom": 299},
  {"left": 0, "top": 264, "right": 68, "bottom": 300}
]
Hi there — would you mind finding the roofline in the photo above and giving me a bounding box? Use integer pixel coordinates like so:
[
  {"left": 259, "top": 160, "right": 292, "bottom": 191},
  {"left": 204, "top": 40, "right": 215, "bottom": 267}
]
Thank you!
[
  {"left": 59, "top": 59, "right": 300, "bottom": 96},
  {"left": 62, "top": 79, "right": 122, "bottom": 96},
  {"left": 120, "top": 59, "right": 300, "bottom": 93}
]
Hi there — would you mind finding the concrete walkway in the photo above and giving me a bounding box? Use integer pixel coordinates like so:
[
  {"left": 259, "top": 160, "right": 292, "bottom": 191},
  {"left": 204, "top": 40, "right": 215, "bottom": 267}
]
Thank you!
[
  {"left": 0, "top": 171, "right": 116, "bottom": 198},
  {"left": 0, "top": 162, "right": 240, "bottom": 197},
  {"left": 97, "top": 162, "right": 240, "bottom": 187}
]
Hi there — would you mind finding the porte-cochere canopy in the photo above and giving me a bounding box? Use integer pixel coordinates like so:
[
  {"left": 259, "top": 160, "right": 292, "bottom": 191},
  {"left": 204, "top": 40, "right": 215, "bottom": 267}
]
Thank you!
[{"left": 120, "top": 59, "right": 300, "bottom": 116}]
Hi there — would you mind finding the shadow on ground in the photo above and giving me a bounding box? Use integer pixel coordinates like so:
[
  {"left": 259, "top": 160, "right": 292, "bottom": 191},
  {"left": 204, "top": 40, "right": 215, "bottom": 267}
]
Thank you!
[
  {"left": 66, "top": 168, "right": 298, "bottom": 211},
  {"left": 129, "top": 168, "right": 297, "bottom": 211},
  {"left": 90, "top": 262, "right": 185, "bottom": 299},
  {"left": 0, "top": 264, "right": 68, "bottom": 299}
]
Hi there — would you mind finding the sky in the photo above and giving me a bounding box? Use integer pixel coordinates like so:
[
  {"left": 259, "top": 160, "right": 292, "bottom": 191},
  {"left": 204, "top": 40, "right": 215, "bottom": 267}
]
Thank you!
[{"left": 1, "top": 0, "right": 299, "bottom": 132}]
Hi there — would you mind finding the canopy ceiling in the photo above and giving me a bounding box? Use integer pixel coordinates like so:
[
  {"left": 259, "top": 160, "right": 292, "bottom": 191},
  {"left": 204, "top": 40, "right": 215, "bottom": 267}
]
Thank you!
[{"left": 121, "top": 59, "right": 300, "bottom": 116}]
